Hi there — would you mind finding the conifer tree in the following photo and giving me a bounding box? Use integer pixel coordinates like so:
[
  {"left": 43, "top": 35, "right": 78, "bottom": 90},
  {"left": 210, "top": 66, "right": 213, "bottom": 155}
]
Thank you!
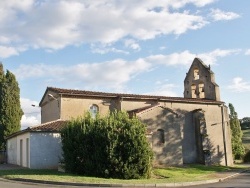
[
  {"left": 228, "top": 103, "right": 245, "bottom": 159},
  {"left": 0, "top": 63, "right": 23, "bottom": 149}
]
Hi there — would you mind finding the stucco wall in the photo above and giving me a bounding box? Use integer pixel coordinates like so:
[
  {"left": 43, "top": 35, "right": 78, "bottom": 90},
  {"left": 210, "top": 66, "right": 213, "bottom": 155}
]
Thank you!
[
  {"left": 138, "top": 107, "right": 184, "bottom": 166},
  {"left": 121, "top": 99, "right": 233, "bottom": 166},
  {"left": 7, "top": 137, "right": 17, "bottom": 165},
  {"left": 41, "top": 91, "right": 61, "bottom": 123},
  {"left": 30, "top": 132, "right": 62, "bottom": 169},
  {"left": 60, "top": 97, "right": 112, "bottom": 120},
  {"left": 16, "top": 133, "right": 30, "bottom": 168}
]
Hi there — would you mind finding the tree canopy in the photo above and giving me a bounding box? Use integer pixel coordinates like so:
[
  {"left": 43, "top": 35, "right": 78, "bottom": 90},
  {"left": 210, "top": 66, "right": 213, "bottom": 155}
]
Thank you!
[
  {"left": 240, "top": 117, "right": 250, "bottom": 130},
  {"left": 0, "top": 63, "right": 23, "bottom": 149},
  {"left": 228, "top": 103, "right": 245, "bottom": 159}
]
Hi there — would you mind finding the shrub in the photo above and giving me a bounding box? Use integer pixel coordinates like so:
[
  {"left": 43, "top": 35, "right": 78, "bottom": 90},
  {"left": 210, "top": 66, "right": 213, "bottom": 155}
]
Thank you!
[
  {"left": 61, "top": 111, "right": 153, "bottom": 179},
  {"left": 243, "top": 150, "right": 250, "bottom": 163}
]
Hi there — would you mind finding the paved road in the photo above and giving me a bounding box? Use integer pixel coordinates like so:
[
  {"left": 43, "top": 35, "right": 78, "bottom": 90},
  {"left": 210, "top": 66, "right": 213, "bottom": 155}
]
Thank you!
[{"left": 176, "top": 170, "right": 250, "bottom": 188}]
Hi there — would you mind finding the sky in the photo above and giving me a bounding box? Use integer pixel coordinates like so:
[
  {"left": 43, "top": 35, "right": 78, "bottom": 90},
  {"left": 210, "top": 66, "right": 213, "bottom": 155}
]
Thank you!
[{"left": 0, "top": 0, "right": 250, "bottom": 129}]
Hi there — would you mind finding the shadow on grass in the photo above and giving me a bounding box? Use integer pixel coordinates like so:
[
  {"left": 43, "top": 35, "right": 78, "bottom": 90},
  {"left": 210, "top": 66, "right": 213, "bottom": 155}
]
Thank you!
[{"left": 0, "top": 169, "right": 72, "bottom": 177}]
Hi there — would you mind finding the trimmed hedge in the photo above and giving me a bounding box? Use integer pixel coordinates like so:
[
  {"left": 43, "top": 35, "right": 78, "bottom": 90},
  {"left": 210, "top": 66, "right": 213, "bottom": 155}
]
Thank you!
[{"left": 61, "top": 111, "right": 153, "bottom": 179}]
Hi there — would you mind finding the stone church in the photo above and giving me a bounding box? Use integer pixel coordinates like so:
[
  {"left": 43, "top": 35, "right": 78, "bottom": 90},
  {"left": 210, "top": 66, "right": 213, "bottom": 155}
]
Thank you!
[{"left": 7, "top": 58, "right": 233, "bottom": 169}]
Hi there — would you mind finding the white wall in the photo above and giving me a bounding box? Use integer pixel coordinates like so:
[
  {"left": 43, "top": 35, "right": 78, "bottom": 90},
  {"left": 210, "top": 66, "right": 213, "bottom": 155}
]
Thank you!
[
  {"left": 30, "top": 132, "right": 62, "bottom": 169},
  {"left": 7, "top": 137, "right": 17, "bottom": 165},
  {"left": 16, "top": 133, "right": 30, "bottom": 168}
]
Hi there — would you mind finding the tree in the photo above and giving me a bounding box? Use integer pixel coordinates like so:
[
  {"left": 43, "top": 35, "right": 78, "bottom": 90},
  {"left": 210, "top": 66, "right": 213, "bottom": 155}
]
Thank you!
[
  {"left": 61, "top": 111, "right": 153, "bottom": 179},
  {"left": 228, "top": 103, "right": 245, "bottom": 159},
  {"left": 240, "top": 117, "right": 250, "bottom": 130},
  {"left": 0, "top": 63, "right": 23, "bottom": 149}
]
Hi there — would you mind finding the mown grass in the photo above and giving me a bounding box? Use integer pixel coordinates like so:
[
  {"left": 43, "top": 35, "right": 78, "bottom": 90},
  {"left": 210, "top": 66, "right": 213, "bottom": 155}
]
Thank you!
[{"left": 0, "top": 165, "right": 246, "bottom": 184}]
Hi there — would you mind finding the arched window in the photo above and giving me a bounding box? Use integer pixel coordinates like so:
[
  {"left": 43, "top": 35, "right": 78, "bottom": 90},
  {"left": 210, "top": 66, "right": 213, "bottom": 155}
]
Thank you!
[
  {"left": 194, "top": 68, "right": 199, "bottom": 80},
  {"left": 89, "top": 104, "right": 99, "bottom": 118},
  {"left": 191, "top": 84, "right": 197, "bottom": 98},
  {"left": 198, "top": 83, "right": 205, "bottom": 98}
]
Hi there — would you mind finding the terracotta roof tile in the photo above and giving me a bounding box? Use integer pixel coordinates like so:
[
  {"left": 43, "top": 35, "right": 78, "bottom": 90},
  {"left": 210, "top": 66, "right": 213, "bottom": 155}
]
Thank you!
[
  {"left": 6, "top": 120, "right": 67, "bottom": 139},
  {"left": 28, "top": 119, "right": 67, "bottom": 132}
]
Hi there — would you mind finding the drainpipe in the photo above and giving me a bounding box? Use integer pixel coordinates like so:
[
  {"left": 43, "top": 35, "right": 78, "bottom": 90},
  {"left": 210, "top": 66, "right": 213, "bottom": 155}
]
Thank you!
[{"left": 220, "top": 104, "right": 228, "bottom": 166}]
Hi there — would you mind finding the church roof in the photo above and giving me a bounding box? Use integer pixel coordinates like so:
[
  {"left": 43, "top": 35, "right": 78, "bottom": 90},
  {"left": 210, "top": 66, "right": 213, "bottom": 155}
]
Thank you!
[{"left": 40, "top": 86, "right": 224, "bottom": 105}]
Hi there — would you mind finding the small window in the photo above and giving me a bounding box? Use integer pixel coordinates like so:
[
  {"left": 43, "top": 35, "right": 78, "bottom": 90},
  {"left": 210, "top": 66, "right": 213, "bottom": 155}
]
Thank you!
[
  {"left": 157, "top": 129, "right": 165, "bottom": 145},
  {"left": 194, "top": 68, "right": 199, "bottom": 80},
  {"left": 191, "top": 84, "right": 197, "bottom": 98},
  {"left": 89, "top": 104, "right": 99, "bottom": 118},
  {"left": 198, "top": 83, "right": 205, "bottom": 98}
]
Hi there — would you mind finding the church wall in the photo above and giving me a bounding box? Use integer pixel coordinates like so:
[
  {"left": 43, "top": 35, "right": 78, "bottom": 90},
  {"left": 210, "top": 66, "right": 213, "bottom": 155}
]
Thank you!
[
  {"left": 60, "top": 97, "right": 116, "bottom": 120},
  {"left": 137, "top": 107, "right": 183, "bottom": 166},
  {"left": 121, "top": 100, "right": 157, "bottom": 111},
  {"left": 41, "top": 91, "right": 61, "bottom": 123},
  {"left": 121, "top": 99, "right": 233, "bottom": 166},
  {"left": 39, "top": 83, "right": 232, "bottom": 166}
]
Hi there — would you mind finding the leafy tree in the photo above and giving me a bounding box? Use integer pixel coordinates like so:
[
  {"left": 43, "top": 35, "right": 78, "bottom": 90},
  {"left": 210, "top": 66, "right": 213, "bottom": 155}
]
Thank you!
[
  {"left": 228, "top": 103, "right": 245, "bottom": 159},
  {"left": 0, "top": 63, "right": 23, "bottom": 149},
  {"left": 61, "top": 111, "right": 153, "bottom": 179},
  {"left": 240, "top": 117, "right": 250, "bottom": 130}
]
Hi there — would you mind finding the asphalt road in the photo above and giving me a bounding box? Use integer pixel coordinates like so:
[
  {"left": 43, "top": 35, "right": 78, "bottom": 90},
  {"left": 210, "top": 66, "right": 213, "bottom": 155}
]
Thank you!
[
  {"left": 176, "top": 170, "right": 250, "bottom": 188},
  {"left": 0, "top": 170, "right": 250, "bottom": 188}
]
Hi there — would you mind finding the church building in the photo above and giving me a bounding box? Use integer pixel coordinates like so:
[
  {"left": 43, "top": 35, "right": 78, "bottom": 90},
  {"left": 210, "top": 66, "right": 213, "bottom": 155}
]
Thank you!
[{"left": 7, "top": 58, "right": 233, "bottom": 169}]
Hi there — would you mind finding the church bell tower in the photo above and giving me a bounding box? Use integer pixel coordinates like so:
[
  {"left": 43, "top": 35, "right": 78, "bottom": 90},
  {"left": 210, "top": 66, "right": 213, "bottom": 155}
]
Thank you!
[{"left": 184, "top": 58, "right": 220, "bottom": 101}]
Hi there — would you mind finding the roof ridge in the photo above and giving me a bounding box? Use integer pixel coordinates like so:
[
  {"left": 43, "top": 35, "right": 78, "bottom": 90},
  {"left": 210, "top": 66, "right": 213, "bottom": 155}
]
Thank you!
[{"left": 45, "top": 86, "right": 223, "bottom": 104}]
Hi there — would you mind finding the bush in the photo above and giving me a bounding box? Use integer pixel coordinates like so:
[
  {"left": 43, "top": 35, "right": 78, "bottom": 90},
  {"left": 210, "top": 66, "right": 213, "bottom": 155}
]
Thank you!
[
  {"left": 243, "top": 150, "right": 250, "bottom": 163},
  {"left": 61, "top": 111, "right": 153, "bottom": 179}
]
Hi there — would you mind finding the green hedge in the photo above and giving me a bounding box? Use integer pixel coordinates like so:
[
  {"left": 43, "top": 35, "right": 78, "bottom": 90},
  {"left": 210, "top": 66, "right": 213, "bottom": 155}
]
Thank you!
[
  {"left": 61, "top": 111, "right": 153, "bottom": 179},
  {"left": 243, "top": 150, "right": 250, "bottom": 163}
]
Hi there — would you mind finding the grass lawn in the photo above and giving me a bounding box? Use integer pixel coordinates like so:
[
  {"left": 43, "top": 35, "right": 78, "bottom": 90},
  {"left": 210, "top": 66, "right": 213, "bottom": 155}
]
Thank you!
[
  {"left": 242, "top": 129, "right": 250, "bottom": 151},
  {"left": 0, "top": 165, "right": 246, "bottom": 184}
]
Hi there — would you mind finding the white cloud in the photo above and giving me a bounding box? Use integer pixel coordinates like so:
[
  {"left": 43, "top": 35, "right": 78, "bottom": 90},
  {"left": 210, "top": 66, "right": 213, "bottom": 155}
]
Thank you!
[
  {"left": 145, "top": 49, "right": 238, "bottom": 67},
  {"left": 0, "top": 46, "right": 19, "bottom": 58},
  {"left": 145, "top": 83, "right": 178, "bottom": 97},
  {"left": 0, "top": 0, "right": 211, "bottom": 55},
  {"left": 159, "top": 46, "right": 166, "bottom": 50},
  {"left": 91, "top": 43, "right": 129, "bottom": 54},
  {"left": 124, "top": 39, "right": 141, "bottom": 51},
  {"left": 210, "top": 9, "right": 240, "bottom": 21},
  {"left": 21, "top": 115, "right": 40, "bottom": 130},
  {"left": 20, "top": 98, "right": 41, "bottom": 129},
  {"left": 245, "top": 49, "right": 250, "bottom": 55},
  {"left": 228, "top": 77, "right": 250, "bottom": 93},
  {"left": 198, "top": 49, "right": 240, "bottom": 64},
  {"left": 13, "top": 48, "right": 238, "bottom": 90},
  {"left": 146, "top": 51, "right": 195, "bottom": 66},
  {"left": 170, "top": 0, "right": 216, "bottom": 9},
  {"left": 14, "top": 59, "right": 152, "bottom": 90}
]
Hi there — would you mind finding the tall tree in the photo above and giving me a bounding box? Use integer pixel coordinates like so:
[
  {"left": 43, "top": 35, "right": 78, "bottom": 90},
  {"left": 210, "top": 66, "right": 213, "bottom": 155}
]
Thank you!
[
  {"left": 240, "top": 117, "right": 250, "bottom": 130},
  {"left": 228, "top": 103, "right": 245, "bottom": 159},
  {"left": 0, "top": 63, "right": 23, "bottom": 149}
]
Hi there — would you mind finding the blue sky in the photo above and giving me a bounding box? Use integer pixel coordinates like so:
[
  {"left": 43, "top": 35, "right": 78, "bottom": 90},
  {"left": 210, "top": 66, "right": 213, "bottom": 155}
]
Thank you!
[{"left": 0, "top": 0, "right": 250, "bottom": 129}]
